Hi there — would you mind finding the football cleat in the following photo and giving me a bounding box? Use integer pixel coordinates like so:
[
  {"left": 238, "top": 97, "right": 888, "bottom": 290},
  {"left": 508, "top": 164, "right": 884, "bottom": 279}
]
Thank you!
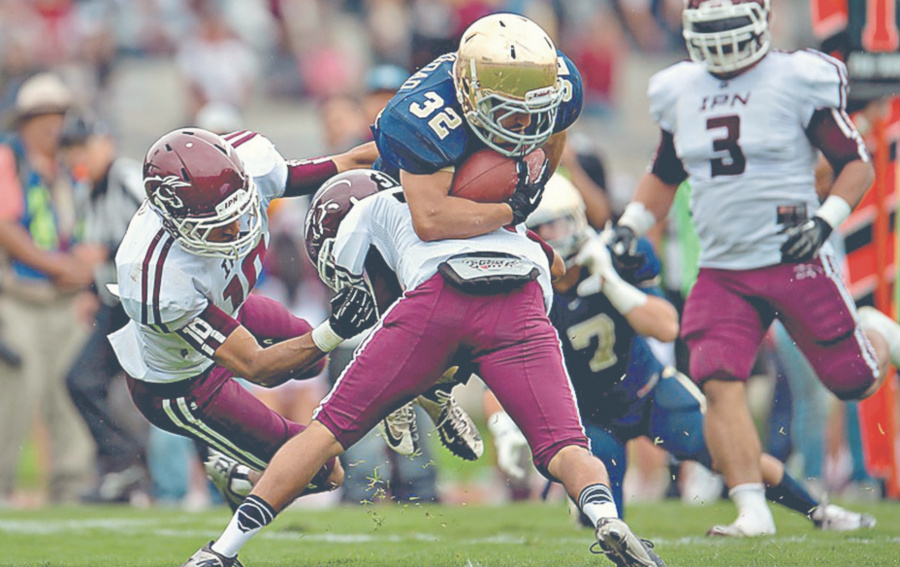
[
  {"left": 379, "top": 401, "right": 419, "bottom": 456},
  {"left": 593, "top": 518, "right": 667, "bottom": 567},
  {"left": 179, "top": 541, "right": 243, "bottom": 567},
  {"left": 811, "top": 503, "right": 876, "bottom": 531},
  {"left": 204, "top": 450, "right": 253, "bottom": 512},
  {"left": 418, "top": 388, "right": 484, "bottom": 461}
]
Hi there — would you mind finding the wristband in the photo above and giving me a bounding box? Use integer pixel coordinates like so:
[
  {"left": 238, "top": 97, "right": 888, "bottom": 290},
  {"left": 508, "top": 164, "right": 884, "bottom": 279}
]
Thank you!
[
  {"left": 311, "top": 321, "right": 343, "bottom": 353},
  {"left": 617, "top": 202, "right": 657, "bottom": 237},
  {"left": 814, "top": 195, "right": 852, "bottom": 230},
  {"left": 602, "top": 275, "right": 649, "bottom": 315}
]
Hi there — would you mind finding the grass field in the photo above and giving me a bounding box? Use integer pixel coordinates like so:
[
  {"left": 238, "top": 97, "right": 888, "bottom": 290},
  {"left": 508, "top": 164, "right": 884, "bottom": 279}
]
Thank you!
[{"left": 2, "top": 499, "right": 899, "bottom": 567}]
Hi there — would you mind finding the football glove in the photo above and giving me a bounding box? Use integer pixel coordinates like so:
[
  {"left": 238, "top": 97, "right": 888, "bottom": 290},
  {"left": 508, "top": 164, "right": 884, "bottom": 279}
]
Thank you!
[
  {"left": 507, "top": 157, "right": 550, "bottom": 225},
  {"left": 609, "top": 224, "right": 646, "bottom": 275},
  {"left": 574, "top": 233, "right": 617, "bottom": 297},
  {"left": 780, "top": 217, "right": 832, "bottom": 263},
  {"left": 329, "top": 286, "right": 377, "bottom": 339},
  {"left": 487, "top": 411, "right": 530, "bottom": 481}
]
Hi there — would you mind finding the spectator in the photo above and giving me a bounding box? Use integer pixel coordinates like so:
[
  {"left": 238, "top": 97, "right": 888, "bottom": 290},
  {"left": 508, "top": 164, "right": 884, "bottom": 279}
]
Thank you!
[
  {"left": 60, "top": 113, "right": 150, "bottom": 504},
  {"left": 0, "top": 72, "right": 99, "bottom": 505},
  {"left": 176, "top": 0, "right": 259, "bottom": 123}
]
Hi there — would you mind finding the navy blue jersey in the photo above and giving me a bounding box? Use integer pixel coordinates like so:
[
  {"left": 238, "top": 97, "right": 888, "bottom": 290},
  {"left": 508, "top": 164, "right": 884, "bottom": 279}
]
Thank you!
[
  {"left": 550, "top": 238, "right": 664, "bottom": 425},
  {"left": 373, "top": 52, "right": 583, "bottom": 177}
]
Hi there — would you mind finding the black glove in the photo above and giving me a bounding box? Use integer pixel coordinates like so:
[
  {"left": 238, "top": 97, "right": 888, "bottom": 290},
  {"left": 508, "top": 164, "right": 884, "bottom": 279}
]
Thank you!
[
  {"left": 329, "top": 286, "right": 377, "bottom": 339},
  {"left": 780, "top": 217, "right": 833, "bottom": 263},
  {"left": 507, "top": 157, "right": 550, "bottom": 225},
  {"left": 609, "top": 225, "right": 645, "bottom": 276}
]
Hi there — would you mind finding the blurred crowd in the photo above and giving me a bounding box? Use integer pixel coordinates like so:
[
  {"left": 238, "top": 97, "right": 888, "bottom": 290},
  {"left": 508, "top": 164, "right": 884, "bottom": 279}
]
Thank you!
[{"left": 0, "top": 0, "right": 889, "bottom": 511}]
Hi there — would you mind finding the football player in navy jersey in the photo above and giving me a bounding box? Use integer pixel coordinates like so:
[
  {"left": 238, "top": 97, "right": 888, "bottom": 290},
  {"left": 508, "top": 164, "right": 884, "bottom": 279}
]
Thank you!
[
  {"left": 372, "top": 12, "right": 583, "bottom": 240},
  {"left": 484, "top": 175, "right": 876, "bottom": 533}
]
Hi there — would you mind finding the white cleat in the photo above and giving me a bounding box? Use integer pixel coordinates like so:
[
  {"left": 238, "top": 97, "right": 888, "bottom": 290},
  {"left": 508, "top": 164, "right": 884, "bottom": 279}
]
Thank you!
[
  {"left": 811, "top": 503, "right": 876, "bottom": 531},
  {"left": 418, "top": 388, "right": 484, "bottom": 461},
  {"left": 179, "top": 541, "right": 243, "bottom": 567},
  {"left": 379, "top": 401, "right": 419, "bottom": 456},
  {"left": 858, "top": 306, "right": 900, "bottom": 366},
  {"left": 204, "top": 450, "right": 253, "bottom": 512},
  {"left": 594, "top": 517, "right": 667, "bottom": 567}
]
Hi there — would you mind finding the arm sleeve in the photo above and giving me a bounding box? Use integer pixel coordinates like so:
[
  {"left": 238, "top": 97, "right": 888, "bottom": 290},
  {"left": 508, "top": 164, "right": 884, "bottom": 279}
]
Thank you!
[
  {"left": 284, "top": 158, "right": 338, "bottom": 197},
  {"left": 805, "top": 107, "right": 869, "bottom": 174},
  {"left": 649, "top": 129, "right": 688, "bottom": 185},
  {"left": 175, "top": 303, "right": 241, "bottom": 358}
]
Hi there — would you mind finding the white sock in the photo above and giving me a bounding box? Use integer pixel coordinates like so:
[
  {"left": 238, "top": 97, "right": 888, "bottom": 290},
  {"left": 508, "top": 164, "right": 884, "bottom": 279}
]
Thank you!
[
  {"left": 729, "top": 483, "right": 775, "bottom": 534},
  {"left": 859, "top": 306, "right": 900, "bottom": 367},
  {"left": 211, "top": 495, "right": 276, "bottom": 558},
  {"left": 578, "top": 484, "right": 619, "bottom": 527}
]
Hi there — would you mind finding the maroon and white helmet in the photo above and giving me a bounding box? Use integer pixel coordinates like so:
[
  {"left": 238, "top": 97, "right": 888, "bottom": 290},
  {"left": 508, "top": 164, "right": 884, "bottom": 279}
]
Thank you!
[
  {"left": 682, "top": 0, "right": 771, "bottom": 75},
  {"left": 143, "top": 128, "right": 262, "bottom": 259},
  {"left": 304, "top": 169, "right": 399, "bottom": 290}
]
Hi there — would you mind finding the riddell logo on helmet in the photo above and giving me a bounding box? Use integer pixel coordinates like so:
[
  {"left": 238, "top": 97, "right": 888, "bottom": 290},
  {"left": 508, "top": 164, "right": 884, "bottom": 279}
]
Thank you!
[
  {"left": 525, "top": 86, "right": 556, "bottom": 102},
  {"left": 146, "top": 175, "right": 188, "bottom": 209}
]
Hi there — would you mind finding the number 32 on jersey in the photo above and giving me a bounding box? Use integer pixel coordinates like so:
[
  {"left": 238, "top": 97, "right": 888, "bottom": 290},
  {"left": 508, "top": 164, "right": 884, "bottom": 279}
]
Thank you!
[{"left": 409, "top": 92, "right": 462, "bottom": 139}]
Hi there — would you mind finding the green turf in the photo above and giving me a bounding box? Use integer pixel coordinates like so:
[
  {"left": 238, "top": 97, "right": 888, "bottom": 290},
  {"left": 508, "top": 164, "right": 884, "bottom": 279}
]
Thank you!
[{"left": 1, "top": 499, "right": 898, "bottom": 566}]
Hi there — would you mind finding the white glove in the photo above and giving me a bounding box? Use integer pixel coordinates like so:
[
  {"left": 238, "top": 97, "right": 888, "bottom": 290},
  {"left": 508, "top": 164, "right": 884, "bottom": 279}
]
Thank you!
[
  {"left": 487, "top": 411, "right": 530, "bottom": 481},
  {"left": 574, "top": 232, "right": 617, "bottom": 297}
]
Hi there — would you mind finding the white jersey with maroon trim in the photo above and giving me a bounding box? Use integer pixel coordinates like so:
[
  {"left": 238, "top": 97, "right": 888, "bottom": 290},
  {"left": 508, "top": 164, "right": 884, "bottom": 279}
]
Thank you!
[
  {"left": 331, "top": 188, "right": 555, "bottom": 310},
  {"left": 649, "top": 50, "right": 856, "bottom": 270},
  {"left": 109, "top": 131, "right": 287, "bottom": 383}
]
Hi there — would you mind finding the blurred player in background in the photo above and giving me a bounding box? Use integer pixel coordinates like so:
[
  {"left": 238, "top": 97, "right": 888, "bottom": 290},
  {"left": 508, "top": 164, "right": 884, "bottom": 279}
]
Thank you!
[
  {"left": 178, "top": 170, "right": 668, "bottom": 567},
  {"left": 108, "top": 128, "right": 380, "bottom": 509},
  {"left": 486, "top": 174, "right": 875, "bottom": 534},
  {"left": 609, "top": 0, "right": 900, "bottom": 536}
]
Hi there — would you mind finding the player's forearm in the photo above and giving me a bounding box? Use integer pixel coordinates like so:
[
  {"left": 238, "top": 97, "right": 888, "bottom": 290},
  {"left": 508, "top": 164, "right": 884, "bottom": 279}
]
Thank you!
[
  {"left": 217, "top": 330, "right": 327, "bottom": 387},
  {"left": 621, "top": 173, "right": 679, "bottom": 235},
  {"left": 624, "top": 295, "right": 679, "bottom": 343},
  {"left": 332, "top": 141, "right": 379, "bottom": 173},
  {"left": 0, "top": 220, "right": 69, "bottom": 277},
  {"left": 413, "top": 197, "right": 513, "bottom": 241},
  {"left": 401, "top": 169, "right": 513, "bottom": 240},
  {"left": 824, "top": 159, "right": 874, "bottom": 212}
]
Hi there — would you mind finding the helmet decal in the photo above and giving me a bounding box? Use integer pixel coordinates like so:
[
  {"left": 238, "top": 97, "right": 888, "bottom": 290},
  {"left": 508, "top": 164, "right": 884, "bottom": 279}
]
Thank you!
[{"left": 146, "top": 175, "right": 188, "bottom": 211}]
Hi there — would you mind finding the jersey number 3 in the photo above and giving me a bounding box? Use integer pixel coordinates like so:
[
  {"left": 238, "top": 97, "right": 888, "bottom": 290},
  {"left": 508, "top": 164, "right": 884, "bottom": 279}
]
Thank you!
[
  {"left": 707, "top": 115, "right": 745, "bottom": 177},
  {"left": 409, "top": 92, "right": 462, "bottom": 140}
]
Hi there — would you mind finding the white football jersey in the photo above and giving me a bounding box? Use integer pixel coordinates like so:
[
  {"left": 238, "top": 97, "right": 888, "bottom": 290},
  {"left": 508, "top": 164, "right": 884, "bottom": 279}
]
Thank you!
[
  {"left": 109, "top": 132, "right": 288, "bottom": 383},
  {"left": 331, "top": 188, "right": 555, "bottom": 310},
  {"left": 649, "top": 50, "right": 853, "bottom": 269}
]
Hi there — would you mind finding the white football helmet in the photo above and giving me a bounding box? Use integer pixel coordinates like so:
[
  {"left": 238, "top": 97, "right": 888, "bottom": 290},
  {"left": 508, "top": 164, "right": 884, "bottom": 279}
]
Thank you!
[
  {"left": 682, "top": 0, "right": 771, "bottom": 75},
  {"left": 525, "top": 173, "right": 591, "bottom": 262},
  {"left": 453, "top": 13, "right": 564, "bottom": 158}
]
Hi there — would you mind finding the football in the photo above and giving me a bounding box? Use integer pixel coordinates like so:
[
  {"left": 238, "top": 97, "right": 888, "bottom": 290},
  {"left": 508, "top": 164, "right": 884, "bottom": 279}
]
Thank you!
[{"left": 450, "top": 148, "right": 546, "bottom": 203}]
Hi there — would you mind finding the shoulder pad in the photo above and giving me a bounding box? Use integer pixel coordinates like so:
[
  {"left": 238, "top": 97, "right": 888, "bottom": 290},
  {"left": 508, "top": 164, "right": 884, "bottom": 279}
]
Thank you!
[{"left": 555, "top": 52, "right": 584, "bottom": 132}]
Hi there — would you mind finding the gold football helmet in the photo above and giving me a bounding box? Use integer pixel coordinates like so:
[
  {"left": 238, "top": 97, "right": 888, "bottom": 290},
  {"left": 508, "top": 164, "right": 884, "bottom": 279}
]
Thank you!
[{"left": 453, "top": 14, "right": 563, "bottom": 158}]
